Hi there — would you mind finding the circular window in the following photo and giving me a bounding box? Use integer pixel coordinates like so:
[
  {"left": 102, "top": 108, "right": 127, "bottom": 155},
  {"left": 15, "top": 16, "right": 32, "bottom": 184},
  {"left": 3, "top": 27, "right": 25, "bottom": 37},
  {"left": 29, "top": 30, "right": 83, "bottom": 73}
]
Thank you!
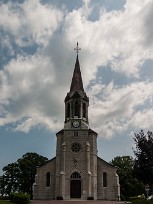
[{"left": 71, "top": 142, "right": 81, "bottom": 153}]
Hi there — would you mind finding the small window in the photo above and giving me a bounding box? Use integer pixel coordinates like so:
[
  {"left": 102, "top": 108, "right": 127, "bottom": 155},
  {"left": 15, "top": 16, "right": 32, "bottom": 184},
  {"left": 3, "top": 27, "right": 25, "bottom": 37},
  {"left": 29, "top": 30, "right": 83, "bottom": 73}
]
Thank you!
[
  {"left": 46, "top": 172, "right": 51, "bottom": 187},
  {"left": 74, "top": 132, "right": 78, "bottom": 137},
  {"left": 103, "top": 172, "right": 107, "bottom": 187}
]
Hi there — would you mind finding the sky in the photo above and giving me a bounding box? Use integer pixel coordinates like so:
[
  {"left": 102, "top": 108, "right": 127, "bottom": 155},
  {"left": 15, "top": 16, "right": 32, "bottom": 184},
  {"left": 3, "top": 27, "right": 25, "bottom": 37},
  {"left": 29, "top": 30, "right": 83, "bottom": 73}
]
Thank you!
[{"left": 0, "top": 0, "right": 153, "bottom": 175}]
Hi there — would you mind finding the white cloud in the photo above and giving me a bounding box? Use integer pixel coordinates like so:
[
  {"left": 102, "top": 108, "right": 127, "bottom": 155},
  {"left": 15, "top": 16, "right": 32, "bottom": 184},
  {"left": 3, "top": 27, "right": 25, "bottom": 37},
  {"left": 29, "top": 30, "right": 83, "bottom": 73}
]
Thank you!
[
  {"left": 0, "top": 0, "right": 63, "bottom": 46},
  {"left": 0, "top": 0, "right": 153, "bottom": 138},
  {"left": 89, "top": 81, "right": 153, "bottom": 138},
  {"left": 62, "top": 0, "right": 153, "bottom": 79},
  {"left": 129, "top": 109, "right": 153, "bottom": 129},
  {"left": 0, "top": 54, "right": 64, "bottom": 130},
  {"left": 14, "top": 115, "right": 62, "bottom": 133}
]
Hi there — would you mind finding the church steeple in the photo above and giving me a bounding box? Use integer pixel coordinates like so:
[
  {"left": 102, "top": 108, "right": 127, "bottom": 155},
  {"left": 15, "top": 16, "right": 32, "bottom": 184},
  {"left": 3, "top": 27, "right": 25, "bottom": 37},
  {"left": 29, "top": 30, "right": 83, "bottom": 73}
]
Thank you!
[
  {"left": 70, "top": 54, "right": 84, "bottom": 92},
  {"left": 64, "top": 43, "right": 89, "bottom": 129}
]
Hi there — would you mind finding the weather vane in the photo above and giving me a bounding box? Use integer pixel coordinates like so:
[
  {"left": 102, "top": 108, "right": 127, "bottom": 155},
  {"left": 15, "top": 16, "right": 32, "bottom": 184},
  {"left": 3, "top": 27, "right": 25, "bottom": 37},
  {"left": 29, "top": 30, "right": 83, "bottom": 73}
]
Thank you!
[{"left": 74, "top": 42, "right": 81, "bottom": 54}]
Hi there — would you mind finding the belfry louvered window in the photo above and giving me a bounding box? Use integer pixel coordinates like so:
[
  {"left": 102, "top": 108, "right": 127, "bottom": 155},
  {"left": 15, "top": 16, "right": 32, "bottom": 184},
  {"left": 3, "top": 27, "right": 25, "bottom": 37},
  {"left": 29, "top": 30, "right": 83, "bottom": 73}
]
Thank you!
[
  {"left": 83, "top": 103, "right": 86, "bottom": 118},
  {"left": 67, "top": 103, "right": 70, "bottom": 118},
  {"left": 74, "top": 101, "right": 80, "bottom": 117},
  {"left": 71, "top": 172, "right": 81, "bottom": 179}
]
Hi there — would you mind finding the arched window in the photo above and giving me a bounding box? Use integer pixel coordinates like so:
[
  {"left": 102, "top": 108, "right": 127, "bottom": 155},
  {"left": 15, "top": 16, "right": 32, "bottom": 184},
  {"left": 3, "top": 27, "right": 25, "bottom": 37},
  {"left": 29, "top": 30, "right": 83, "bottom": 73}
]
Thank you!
[
  {"left": 71, "top": 172, "right": 81, "bottom": 179},
  {"left": 67, "top": 103, "right": 70, "bottom": 118},
  {"left": 83, "top": 103, "right": 86, "bottom": 118},
  {"left": 46, "top": 172, "right": 51, "bottom": 187},
  {"left": 74, "top": 101, "right": 80, "bottom": 117},
  {"left": 103, "top": 172, "right": 107, "bottom": 187}
]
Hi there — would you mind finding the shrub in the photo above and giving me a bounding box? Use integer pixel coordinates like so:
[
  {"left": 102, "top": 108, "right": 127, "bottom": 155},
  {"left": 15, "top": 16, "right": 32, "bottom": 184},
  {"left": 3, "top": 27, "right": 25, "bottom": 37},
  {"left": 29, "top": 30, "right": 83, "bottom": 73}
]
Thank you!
[
  {"left": 132, "top": 200, "right": 153, "bottom": 204},
  {"left": 120, "top": 194, "right": 126, "bottom": 201},
  {"left": 0, "top": 196, "right": 9, "bottom": 200},
  {"left": 10, "top": 193, "right": 30, "bottom": 204},
  {"left": 10, "top": 193, "right": 14, "bottom": 202},
  {"left": 129, "top": 195, "right": 153, "bottom": 204},
  {"left": 129, "top": 196, "right": 144, "bottom": 201}
]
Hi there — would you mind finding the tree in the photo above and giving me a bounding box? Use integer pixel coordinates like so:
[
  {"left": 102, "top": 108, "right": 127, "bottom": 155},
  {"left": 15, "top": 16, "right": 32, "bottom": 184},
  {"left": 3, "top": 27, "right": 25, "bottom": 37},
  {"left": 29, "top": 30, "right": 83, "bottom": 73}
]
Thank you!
[
  {"left": 110, "top": 156, "right": 144, "bottom": 200},
  {"left": 133, "top": 130, "right": 153, "bottom": 194},
  {"left": 0, "top": 162, "right": 20, "bottom": 196},
  {"left": 0, "top": 152, "right": 48, "bottom": 197}
]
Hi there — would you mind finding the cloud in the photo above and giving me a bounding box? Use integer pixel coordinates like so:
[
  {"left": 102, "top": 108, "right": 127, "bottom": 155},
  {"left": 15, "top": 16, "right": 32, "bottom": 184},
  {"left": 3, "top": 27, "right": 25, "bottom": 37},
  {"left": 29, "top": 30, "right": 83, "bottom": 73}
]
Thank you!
[
  {"left": 89, "top": 81, "right": 153, "bottom": 138},
  {"left": 0, "top": 0, "right": 63, "bottom": 46},
  {"left": 0, "top": 54, "right": 64, "bottom": 129},
  {"left": 0, "top": 0, "right": 153, "bottom": 138},
  {"left": 62, "top": 0, "right": 153, "bottom": 78}
]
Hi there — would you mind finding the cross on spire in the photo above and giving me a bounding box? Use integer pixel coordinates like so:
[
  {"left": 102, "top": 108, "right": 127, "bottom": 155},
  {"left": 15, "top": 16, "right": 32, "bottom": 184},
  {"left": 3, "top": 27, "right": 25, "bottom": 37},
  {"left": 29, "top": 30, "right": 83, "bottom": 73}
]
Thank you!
[{"left": 74, "top": 42, "right": 81, "bottom": 54}]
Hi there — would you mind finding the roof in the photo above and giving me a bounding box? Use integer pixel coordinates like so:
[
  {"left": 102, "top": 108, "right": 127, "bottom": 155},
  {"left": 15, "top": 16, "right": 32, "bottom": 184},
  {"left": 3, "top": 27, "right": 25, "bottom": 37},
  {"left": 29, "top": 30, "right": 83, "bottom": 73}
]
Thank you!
[
  {"left": 89, "top": 128, "right": 98, "bottom": 135},
  {"left": 56, "top": 129, "right": 64, "bottom": 135},
  {"left": 37, "top": 157, "right": 56, "bottom": 168},
  {"left": 70, "top": 55, "right": 84, "bottom": 92},
  {"left": 97, "top": 156, "right": 117, "bottom": 169}
]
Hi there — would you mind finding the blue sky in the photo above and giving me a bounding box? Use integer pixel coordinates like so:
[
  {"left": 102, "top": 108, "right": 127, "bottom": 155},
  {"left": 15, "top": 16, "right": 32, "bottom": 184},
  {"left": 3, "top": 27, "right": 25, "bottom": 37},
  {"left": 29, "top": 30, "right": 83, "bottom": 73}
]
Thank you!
[{"left": 1, "top": 0, "right": 153, "bottom": 175}]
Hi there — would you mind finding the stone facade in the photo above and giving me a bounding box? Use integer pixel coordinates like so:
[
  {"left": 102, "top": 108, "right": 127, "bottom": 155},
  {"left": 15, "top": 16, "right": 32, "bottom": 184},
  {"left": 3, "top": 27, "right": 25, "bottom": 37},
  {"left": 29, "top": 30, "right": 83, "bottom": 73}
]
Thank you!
[{"left": 33, "top": 53, "right": 120, "bottom": 200}]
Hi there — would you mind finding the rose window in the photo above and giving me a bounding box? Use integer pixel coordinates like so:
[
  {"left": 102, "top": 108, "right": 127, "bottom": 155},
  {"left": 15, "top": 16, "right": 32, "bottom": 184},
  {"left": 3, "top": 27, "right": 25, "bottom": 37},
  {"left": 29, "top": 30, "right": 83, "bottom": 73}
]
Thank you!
[{"left": 71, "top": 142, "right": 81, "bottom": 153}]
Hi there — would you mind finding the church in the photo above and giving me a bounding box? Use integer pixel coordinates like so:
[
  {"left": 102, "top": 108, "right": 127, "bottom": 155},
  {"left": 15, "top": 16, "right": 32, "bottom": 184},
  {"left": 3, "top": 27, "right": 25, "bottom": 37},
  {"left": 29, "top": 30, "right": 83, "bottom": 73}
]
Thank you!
[{"left": 33, "top": 44, "right": 120, "bottom": 200}]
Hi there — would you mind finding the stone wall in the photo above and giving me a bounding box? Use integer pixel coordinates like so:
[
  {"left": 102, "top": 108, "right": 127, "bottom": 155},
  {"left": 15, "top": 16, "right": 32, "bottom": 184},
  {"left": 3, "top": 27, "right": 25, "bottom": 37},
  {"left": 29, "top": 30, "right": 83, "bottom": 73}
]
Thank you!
[
  {"left": 33, "top": 158, "right": 56, "bottom": 200},
  {"left": 97, "top": 157, "right": 120, "bottom": 200}
]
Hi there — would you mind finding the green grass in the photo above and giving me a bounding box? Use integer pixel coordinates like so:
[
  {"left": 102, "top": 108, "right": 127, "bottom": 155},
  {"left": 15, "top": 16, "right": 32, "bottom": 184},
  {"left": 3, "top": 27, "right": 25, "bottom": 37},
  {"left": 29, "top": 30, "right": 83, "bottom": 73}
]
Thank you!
[{"left": 0, "top": 201, "right": 14, "bottom": 204}]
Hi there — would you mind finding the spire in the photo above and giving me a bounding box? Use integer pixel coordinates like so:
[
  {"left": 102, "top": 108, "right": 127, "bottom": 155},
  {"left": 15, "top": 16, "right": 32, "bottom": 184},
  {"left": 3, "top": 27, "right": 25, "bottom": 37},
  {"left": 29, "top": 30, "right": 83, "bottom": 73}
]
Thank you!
[{"left": 70, "top": 54, "right": 84, "bottom": 92}]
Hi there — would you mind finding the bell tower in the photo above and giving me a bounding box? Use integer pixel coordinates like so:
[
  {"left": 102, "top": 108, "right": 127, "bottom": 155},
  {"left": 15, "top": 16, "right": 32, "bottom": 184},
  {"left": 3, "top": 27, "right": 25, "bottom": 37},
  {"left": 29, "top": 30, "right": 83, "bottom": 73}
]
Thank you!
[
  {"left": 64, "top": 43, "right": 89, "bottom": 130},
  {"left": 55, "top": 43, "right": 97, "bottom": 200}
]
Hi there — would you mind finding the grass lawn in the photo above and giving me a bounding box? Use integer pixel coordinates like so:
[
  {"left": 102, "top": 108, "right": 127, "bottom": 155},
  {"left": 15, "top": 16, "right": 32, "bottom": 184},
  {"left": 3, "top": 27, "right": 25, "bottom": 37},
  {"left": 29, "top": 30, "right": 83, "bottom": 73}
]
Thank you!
[{"left": 0, "top": 201, "right": 14, "bottom": 204}]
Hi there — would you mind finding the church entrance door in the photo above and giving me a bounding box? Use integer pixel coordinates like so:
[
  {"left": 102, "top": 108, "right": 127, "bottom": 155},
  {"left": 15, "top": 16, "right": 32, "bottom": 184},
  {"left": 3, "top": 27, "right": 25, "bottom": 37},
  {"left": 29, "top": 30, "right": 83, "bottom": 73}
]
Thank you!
[{"left": 70, "top": 180, "right": 81, "bottom": 198}]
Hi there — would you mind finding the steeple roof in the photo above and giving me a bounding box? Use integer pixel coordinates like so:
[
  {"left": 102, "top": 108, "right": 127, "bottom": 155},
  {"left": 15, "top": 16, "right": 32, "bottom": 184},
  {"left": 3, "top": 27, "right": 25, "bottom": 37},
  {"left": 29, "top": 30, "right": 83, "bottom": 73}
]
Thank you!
[{"left": 70, "top": 54, "right": 84, "bottom": 92}]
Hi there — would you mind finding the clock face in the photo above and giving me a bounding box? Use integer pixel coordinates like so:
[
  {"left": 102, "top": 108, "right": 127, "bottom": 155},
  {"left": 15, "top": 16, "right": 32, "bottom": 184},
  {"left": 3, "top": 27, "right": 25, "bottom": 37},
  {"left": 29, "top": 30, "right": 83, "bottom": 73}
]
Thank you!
[{"left": 72, "top": 120, "right": 80, "bottom": 128}]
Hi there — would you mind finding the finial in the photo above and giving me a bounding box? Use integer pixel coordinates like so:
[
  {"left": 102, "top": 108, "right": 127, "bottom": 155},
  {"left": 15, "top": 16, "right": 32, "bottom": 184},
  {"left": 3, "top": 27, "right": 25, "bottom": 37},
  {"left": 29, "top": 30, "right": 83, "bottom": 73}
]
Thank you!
[{"left": 74, "top": 42, "right": 81, "bottom": 54}]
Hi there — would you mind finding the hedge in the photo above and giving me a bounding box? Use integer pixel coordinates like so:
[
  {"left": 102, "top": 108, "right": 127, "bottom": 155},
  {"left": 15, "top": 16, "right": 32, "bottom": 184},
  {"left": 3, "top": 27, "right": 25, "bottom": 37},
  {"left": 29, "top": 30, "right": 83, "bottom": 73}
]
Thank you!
[{"left": 10, "top": 193, "right": 30, "bottom": 204}]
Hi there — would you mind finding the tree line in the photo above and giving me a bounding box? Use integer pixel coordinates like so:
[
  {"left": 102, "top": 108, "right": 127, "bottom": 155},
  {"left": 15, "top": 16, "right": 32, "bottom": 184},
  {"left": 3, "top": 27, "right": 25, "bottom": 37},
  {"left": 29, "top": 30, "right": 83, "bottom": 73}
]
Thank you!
[
  {"left": 111, "top": 130, "right": 153, "bottom": 200},
  {"left": 0, "top": 130, "right": 153, "bottom": 200}
]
